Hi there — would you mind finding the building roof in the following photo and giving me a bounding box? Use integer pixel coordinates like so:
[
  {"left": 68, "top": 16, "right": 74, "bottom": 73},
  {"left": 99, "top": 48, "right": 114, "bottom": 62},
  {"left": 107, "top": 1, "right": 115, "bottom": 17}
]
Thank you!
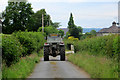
[{"left": 98, "top": 22, "right": 120, "bottom": 33}]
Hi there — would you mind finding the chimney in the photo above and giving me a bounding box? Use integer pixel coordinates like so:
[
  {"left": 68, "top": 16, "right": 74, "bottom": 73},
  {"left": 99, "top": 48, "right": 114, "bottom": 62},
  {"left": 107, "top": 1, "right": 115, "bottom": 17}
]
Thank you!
[{"left": 112, "top": 21, "right": 116, "bottom": 26}]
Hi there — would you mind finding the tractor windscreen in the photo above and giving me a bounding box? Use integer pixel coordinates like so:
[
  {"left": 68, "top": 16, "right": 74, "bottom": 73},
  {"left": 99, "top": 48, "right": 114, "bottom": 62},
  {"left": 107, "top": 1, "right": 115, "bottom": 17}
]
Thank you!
[{"left": 47, "top": 36, "right": 62, "bottom": 42}]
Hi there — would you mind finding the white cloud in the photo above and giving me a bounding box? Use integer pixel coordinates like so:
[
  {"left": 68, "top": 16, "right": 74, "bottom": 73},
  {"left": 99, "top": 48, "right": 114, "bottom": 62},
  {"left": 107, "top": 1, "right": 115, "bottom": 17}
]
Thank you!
[
  {"left": 0, "top": 0, "right": 119, "bottom": 28},
  {"left": 28, "top": 0, "right": 119, "bottom": 3}
]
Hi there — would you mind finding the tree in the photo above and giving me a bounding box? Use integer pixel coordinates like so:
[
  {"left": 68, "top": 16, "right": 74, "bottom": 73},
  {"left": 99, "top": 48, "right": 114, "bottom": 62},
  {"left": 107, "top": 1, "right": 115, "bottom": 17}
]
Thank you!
[
  {"left": 68, "top": 13, "right": 75, "bottom": 29},
  {"left": 2, "top": 2, "right": 34, "bottom": 34},
  {"left": 90, "top": 30, "right": 96, "bottom": 36},
  {"left": 65, "top": 32, "right": 70, "bottom": 39},
  {"left": 52, "top": 22, "right": 61, "bottom": 28},
  {"left": 70, "top": 27, "right": 79, "bottom": 38},
  {"left": 58, "top": 29, "right": 64, "bottom": 37},
  {"left": 37, "top": 25, "right": 58, "bottom": 36},
  {"left": 31, "top": 9, "right": 52, "bottom": 31},
  {"left": 67, "top": 13, "right": 82, "bottom": 39},
  {"left": 77, "top": 26, "right": 83, "bottom": 33}
]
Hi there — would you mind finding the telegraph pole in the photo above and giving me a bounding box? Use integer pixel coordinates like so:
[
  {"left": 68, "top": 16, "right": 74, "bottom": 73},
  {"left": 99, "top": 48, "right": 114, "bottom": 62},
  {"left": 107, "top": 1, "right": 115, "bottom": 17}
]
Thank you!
[{"left": 42, "top": 14, "right": 44, "bottom": 32}]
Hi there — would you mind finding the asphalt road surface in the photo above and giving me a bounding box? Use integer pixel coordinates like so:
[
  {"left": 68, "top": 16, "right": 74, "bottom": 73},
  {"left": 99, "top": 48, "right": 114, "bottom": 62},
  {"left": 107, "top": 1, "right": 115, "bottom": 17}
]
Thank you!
[{"left": 28, "top": 56, "right": 90, "bottom": 78}]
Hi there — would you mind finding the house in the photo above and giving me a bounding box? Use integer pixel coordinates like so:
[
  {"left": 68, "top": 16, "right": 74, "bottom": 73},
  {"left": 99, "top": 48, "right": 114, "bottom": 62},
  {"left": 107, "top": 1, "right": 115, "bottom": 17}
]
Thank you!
[{"left": 97, "top": 22, "right": 120, "bottom": 36}]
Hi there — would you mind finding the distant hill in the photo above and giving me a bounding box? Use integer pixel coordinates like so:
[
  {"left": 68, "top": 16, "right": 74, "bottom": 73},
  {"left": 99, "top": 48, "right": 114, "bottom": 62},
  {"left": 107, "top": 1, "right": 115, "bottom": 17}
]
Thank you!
[
  {"left": 58, "top": 28, "right": 102, "bottom": 34},
  {"left": 83, "top": 28, "right": 102, "bottom": 33}
]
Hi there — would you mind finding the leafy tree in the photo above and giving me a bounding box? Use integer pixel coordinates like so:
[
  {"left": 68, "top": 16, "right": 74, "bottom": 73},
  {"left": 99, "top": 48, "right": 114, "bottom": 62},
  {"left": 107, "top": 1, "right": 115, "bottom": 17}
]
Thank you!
[
  {"left": 65, "top": 32, "right": 70, "bottom": 39},
  {"left": 90, "top": 30, "right": 96, "bottom": 36},
  {"left": 32, "top": 9, "right": 52, "bottom": 31},
  {"left": 67, "top": 13, "right": 83, "bottom": 39},
  {"left": 52, "top": 22, "right": 61, "bottom": 28},
  {"left": 77, "top": 26, "right": 83, "bottom": 33},
  {"left": 70, "top": 27, "right": 79, "bottom": 38},
  {"left": 68, "top": 13, "right": 75, "bottom": 30},
  {"left": 2, "top": 2, "right": 34, "bottom": 34},
  {"left": 37, "top": 25, "right": 58, "bottom": 36},
  {"left": 58, "top": 29, "right": 64, "bottom": 37},
  {"left": 85, "top": 32, "right": 92, "bottom": 38}
]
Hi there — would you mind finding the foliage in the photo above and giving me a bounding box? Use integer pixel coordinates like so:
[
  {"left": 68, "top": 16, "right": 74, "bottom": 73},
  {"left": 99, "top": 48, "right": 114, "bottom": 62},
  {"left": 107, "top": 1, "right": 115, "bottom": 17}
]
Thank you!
[
  {"left": 80, "top": 30, "right": 96, "bottom": 40},
  {"left": 37, "top": 26, "right": 58, "bottom": 36},
  {"left": 68, "top": 36, "right": 74, "bottom": 40},
  {"left": 68, "top": 13, "right": 75, "bottom": 29},
  {"left": 69, "top": 26, "right": 79, "bottom": 38},
  {"left": 67, "top": 13, "right": 83, "bottom": 39},
  {"left": 13, "top": 31, "right": 45, "bottom": 56},
  {"left": 65, "top": 35, "right": 120, "bottom": 58},
  {"left": 31, "top": 9, "right": 52, "bottom": 31},
  {"left": 2, "top": 2, "right": 34, "bottom": 34},
  {"left": 90, "top": 30, "right": 96, "bottom": 36},
  {"left": 51, "top": 22, "right": 61, "bottom": 28},
  {"left": 64, "top": 32, "right": 70, "bottom": 39},
  {"left": 80, "top": 32, "right": 92, "bottom": 40},
  {"left": 58, "top": 29, "right": 64, "bottom": 37},
  {"left": 2, "top": 52, "right": 42, "bottom": 78},
  {"left": 77, "top": 26, "right": 83, "bottom": 33},
  {"left": 68, "top": 36, "right": 79, "bottom": 41},
  {"left": 68, "top": 52, "right": 118, "bottom": 78},
  {"left": 2, "top": 32, "right": 45, "bottom": 67},
  {"left": 2, "top": 35, "right": 23, "bottom": 66}
]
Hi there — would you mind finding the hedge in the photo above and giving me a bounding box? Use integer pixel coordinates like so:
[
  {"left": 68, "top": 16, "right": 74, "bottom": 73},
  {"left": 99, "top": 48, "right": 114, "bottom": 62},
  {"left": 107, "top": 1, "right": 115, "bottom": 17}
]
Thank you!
[
  {"left": 64, "top": 34, "right": 120, "bottom": 58},
  {"left": 2, "top": 32, "right": 45, "bottom": 66},
  {"left": 2, "top": 35, "right": 23, "bottom": 66},
  {"left": 13, "top": 31, "right": 45, "bottom": 56}
]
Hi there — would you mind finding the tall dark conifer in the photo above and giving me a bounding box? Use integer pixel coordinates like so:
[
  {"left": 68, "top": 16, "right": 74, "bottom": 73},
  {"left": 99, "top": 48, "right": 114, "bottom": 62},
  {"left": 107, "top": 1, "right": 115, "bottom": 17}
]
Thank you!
[{"left": 68, "top": 13, "right": 75, "bottom": 30}]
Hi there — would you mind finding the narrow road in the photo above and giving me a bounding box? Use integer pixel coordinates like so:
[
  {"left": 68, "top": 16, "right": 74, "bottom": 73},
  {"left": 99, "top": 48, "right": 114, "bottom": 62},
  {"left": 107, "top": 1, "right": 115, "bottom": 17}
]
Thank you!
[{"left": 28, "top": 56, "right": 90, "bottom": 78}]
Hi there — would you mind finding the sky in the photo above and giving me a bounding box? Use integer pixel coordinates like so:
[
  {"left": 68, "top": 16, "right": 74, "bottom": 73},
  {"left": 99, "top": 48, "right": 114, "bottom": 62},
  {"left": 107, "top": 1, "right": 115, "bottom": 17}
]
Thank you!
[{"left": 0, "top": 0, "right": 119, "bottom": 28}]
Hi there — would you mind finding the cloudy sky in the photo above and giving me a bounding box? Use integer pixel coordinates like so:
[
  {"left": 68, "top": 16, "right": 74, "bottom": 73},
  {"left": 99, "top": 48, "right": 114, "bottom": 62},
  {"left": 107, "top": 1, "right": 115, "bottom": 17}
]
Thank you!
[{"left": 0, "top": 0, "right": 119, "bottom": 28}]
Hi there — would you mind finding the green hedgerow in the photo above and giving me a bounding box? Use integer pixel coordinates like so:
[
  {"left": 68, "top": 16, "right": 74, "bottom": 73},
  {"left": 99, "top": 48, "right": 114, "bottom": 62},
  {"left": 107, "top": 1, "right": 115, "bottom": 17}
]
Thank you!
[
  {"left": 13, "top": 31, "right": 45, "bottom": 56},
  {"left": 2, "top": 35, "right": 23, "bottom": 66}
]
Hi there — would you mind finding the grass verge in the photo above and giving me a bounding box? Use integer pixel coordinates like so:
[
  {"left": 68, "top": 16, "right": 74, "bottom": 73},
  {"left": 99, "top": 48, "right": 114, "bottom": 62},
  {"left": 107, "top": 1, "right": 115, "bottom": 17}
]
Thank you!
[
  {"left": 2, "top": 50, "right": 43, "bottom": 78},
  {"left": 67, "top": 52, "right": 118, "bottom": 79}
]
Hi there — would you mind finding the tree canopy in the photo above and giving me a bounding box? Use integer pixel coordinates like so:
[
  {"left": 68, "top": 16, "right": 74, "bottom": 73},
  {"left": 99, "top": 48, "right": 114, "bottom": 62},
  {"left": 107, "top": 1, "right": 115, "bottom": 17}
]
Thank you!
[
  {"left": 68, "top": 13, "right": 75, "bottom": 29},
  {"left": 58, "top": 29, "right": 64, "bottom": 37},
  {"left": 31, "top": 9, "right": 52, "bottom": 31},
  {"left": 37, "top": 25, "right": 58, "bottom": 36},
  {"left": 2, "top": 2, "right": 34, "bottom": 34},
  {"left": 90, "top": 30, "right": 97, "bottom": 36},
  {"left": 67, "top": 13, "right": 83, "bottom": 39},
  {"left": 51, "top": 22, "right": 61, "bottom": 28}
]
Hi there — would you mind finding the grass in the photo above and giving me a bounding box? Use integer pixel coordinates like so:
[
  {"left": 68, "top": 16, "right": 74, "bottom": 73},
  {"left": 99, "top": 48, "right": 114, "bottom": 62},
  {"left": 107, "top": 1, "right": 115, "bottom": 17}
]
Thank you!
[
  {"left": 67, "top": 51, "right": 118, "bottom": 79},
  {"left": 2, "top": 49, "right": 43, "bottom": 79}
]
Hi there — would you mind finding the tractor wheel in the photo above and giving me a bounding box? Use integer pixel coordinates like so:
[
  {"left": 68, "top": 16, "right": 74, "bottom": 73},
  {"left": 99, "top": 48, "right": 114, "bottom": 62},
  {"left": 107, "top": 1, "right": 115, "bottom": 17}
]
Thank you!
[
  {"left": 44, "top": 47, "right": 49, "bottom": 61},
  {"left": 60, "top": 47, "right": 65, "bottom": 61}
]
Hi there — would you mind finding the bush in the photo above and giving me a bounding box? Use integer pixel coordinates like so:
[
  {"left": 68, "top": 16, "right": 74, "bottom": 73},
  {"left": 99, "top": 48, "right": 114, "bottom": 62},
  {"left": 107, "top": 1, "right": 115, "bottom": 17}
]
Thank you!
[
  {"left": 65, "top": 34, "right": 120, "bottom": 58},
  {"left": 37, "top": 26, "right": 58, "bottom": 36},
  {"left": 13, "top": 31, "right": 45, "bottom": 56},
  {"left": 2, "top": 35, "right": 23, "bottom": 66},
  {"left": 2, "top": 32, "right": 45, "bottom": 66},
  {"left": 68, "top": 36, "right": 79, "bottom": 41}
]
